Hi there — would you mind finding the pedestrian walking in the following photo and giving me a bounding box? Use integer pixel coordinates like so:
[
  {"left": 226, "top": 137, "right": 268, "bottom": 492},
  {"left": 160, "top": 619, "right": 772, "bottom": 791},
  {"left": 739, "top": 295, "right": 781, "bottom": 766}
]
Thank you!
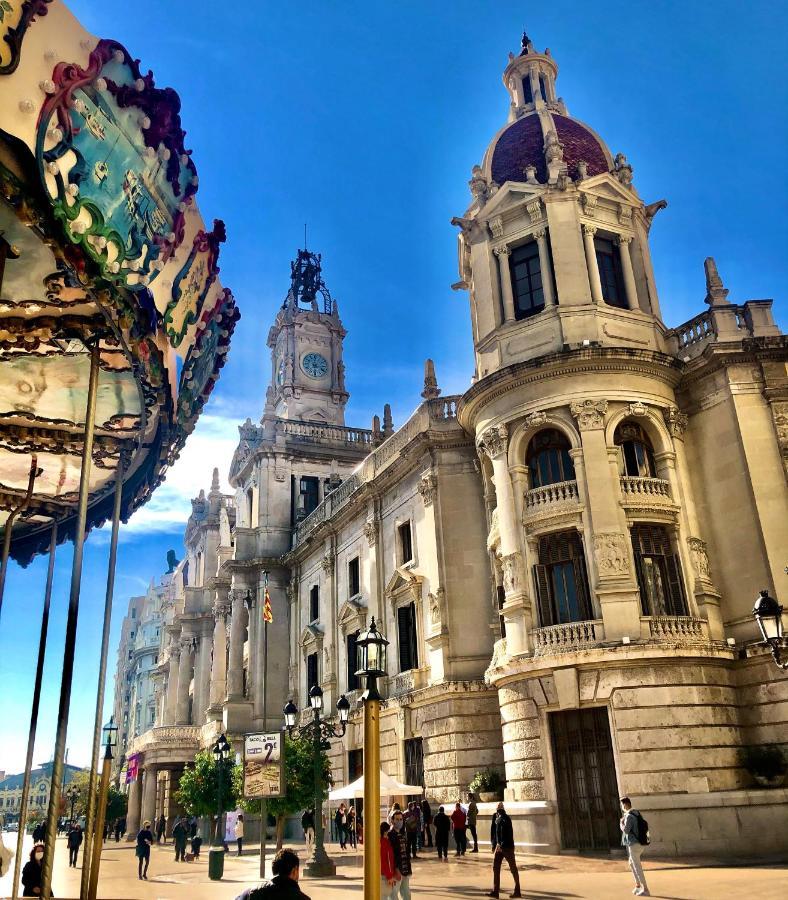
[
  {"left": 32, "top": 822, "right": 45, "bottom": 843},
  {"left": 380, "top": 822, "right": 398, "bottom": 899},
  {"left": 335, "top": 803, "right": 348, "bottom": 849},
  {"left": 156, "top": 813, "right": 166, "bottom": 843},
  {"left": 387, "top": 810, "right": 412, "bottom": 899},
  {"left": 620, "top": 796, "right": 650, "bottom": 896},
  {"left": 433, "top": 805, "right": 450, "bottom": 860},
  {"left": 450, "top": 801, "right": 467, "bottom": 856},
  {"left": 233, "top": 848, "right": 311, "bottom": 899},
  {"left": 404, "top": 802, "right": 420, "bottom": 859},
  {"left": 235, "top": 814, "right": 245, "bottom": 855},
  {"left": 301, "top": 808, "right": 315, "bottom": 855},
  {"left": 21, "top": 843, "right": 45, "bottom": 897},
  {"left": 386, "top": 802, "right": 401, "bottom": 826},
  {"left": 420, "top": 799, "right": 433, "bottom": 848},
  {"left": 135, "top": 819, "right": 154, "bottom": 881},
  {"left": 487, "top": 801, "right": 521, "bottom": 898},
  {"left": 191, "top": 832, "right": 203, "bottom": 859},
  {"left": 173, "top": 817, "right": 188, "bottom": 862},
  {"left": 346, "top": 806, "right": 357, "bottom": 849},
  {"left": 66, "top": 821, "right": 83, "bottom": 868},
  {"left": 113, "top": 818, "right": 122, "bottom": 842},
  {"left": 467, "top": 792, "right": 479, "bottom": 852}
]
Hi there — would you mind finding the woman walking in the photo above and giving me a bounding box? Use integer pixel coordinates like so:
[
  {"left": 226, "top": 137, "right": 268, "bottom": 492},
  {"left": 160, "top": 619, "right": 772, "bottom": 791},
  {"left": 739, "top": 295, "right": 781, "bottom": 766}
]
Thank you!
[
  {"left": 346, "top": 806, "right": 357, "bottom": 849},
  {"left": 21, "top": 844, "right": 46, "bottom": 897},
  {"left": 334, "top": 803, "right": 348, "bottom": 849},
  {"left": 136, "top": 819, "right": 154, "bottom": 880}
]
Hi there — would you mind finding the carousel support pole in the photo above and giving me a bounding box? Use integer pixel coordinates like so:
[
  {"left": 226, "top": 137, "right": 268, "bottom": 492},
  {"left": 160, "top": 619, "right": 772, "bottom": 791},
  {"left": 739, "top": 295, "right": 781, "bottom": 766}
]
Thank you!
[
  {"left": 0, "top": 455, "right": 40, "bottom": 624},
  {"left": 81, "top": 452, "right": 126, "bottom": 898},
  {"left": 87, "top": 738, "right": 113, "bottom": 900},
  {"left": 11, "top": 522, "right": 58, "bottom": 900},
  {"left": 40, "top": 342, "right": 100, "bottom": 900}
]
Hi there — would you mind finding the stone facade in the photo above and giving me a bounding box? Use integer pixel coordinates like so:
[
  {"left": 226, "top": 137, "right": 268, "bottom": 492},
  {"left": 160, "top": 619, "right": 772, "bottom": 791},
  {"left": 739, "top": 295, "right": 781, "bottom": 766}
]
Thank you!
[{"left": 116, "top": 35, "right": 787, "bottom": 857}]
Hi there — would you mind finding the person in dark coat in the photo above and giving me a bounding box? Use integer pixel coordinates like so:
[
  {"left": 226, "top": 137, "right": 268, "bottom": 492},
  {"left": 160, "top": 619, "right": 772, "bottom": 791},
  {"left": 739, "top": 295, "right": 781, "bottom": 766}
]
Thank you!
[
  {"left": 156, "top": 814, "right": 166, "bottom": 843},
  {"left": 136, "top": 820, "right": 154, "bottom": 880},
  {"left": 420, "top": 798, "right": 433, "bottom": 848},
  {"left": 32, "top": 822, "right": 45, "bottom": 843},
  {"left": 433, "top": 805, "right": 451, "bottom": 860},
  {"left": 387, "top": 811, "right": 412, "bottom": 896},
  {"left": 66, "top": 822, "right": 83, "bottom": 867},
  {"left": 487, "top": 802, "right": 521, "bottom": 899},
  {"left": 233, "top": 848, "right": 311, "bottom": 899},
  {"left": 21, "top": 843, "right": 47, "bottom": 897},
  {"left": 173, "top": 818, "right": 188, "bottom": 861}
]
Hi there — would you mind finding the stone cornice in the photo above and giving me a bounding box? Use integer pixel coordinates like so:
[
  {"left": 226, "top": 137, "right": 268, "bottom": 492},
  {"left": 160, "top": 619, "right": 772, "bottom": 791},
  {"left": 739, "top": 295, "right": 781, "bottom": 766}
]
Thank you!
[{"left": 677, "top": 335, "right": 788, "bottom": 394}]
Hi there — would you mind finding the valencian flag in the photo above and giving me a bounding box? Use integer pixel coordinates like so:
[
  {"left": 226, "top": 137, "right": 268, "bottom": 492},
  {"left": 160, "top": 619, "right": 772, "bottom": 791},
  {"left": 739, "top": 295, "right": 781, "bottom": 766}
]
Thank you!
[{"left": 263, "top": 583, "right": 273, "bottom": 624}]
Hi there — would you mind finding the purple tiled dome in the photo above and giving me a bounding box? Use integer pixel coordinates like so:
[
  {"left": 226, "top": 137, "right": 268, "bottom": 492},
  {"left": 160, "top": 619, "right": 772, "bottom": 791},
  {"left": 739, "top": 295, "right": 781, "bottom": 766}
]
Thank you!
[{"left": 490, "top": 113, "right": 609, "bottom": 185}]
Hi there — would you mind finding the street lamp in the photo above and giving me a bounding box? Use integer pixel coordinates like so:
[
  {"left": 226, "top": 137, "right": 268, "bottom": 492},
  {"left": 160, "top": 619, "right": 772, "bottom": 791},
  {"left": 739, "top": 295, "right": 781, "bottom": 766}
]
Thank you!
[
  {"left": 87, "top": 716, "right": 118, "bottom": 900},
  {"left": 208, "top": 733, "right": 232, "bottom": 881},
  {"left": 283, "top": 689, "right": 350, "bottom": 876},
  {"left": 356, "top": 617, "right": 389, "bottom": 900},
  {"left": 752, "top": 589, "right": 787, "bottom": 669},
  {"left": 65, "top": 783, "right": 79, "bottom": 823}
]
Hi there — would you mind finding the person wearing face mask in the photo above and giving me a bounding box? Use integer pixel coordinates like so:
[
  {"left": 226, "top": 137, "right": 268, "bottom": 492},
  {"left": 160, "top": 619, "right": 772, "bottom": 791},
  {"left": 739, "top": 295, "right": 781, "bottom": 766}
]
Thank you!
[
  {"left": 387, "top": 812, "right": 412, "bottom": 899},
  {"left": 21, "top": 843, "right": 47, "bottom": 897}
]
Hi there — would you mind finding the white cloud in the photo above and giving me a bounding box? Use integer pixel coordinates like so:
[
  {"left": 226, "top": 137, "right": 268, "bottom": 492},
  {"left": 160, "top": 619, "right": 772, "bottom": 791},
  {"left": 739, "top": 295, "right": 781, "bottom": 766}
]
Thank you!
[{"left": 121, "top": 413, "right": 240, "bottom": 536}]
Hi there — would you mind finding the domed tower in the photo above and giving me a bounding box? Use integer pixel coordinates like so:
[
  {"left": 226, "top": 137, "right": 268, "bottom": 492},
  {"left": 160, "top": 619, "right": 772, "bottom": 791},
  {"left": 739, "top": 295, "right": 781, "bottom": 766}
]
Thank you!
[{"left": 453, "top": 33, "right": 666, "bottom": 380}]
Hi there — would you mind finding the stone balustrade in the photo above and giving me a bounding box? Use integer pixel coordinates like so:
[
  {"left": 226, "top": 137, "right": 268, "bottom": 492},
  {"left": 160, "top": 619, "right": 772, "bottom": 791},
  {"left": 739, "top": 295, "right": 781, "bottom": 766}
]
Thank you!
[
  {"left": 672, "top": 309, "right": 716, "bottom": 349},
  {"left": 646, "top": 615, "right": 706, "bottom": 642},
  {"left": 525, "top": 479, "right": 580, "bottom": 510},
  {"left": 128, "top": 725, "right": 201, "bottom": 754},
  {"left": 619, "top": 475, "right": 672, "bottom": 499},
  {"left": 277, "top": 418, "right": 374, "bottom": 446},
  {"left": 533, "top": 619, "right": 602, "bottom": 654},
  {"left": 665, "top": 299, "right": 777, "bottom": 360},
  {"left": 428, "top": 396, "right": 459, "bottom": 420}
]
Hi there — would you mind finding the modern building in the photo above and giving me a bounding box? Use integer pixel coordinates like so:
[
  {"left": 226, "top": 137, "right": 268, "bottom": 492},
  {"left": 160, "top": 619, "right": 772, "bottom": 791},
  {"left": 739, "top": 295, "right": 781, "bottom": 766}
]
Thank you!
[
  {"left": 119, "top": 34, "right": 787, "bottom": 857},
  {"left": 0, "top": 763, "right": 83, "bottom": 823}
]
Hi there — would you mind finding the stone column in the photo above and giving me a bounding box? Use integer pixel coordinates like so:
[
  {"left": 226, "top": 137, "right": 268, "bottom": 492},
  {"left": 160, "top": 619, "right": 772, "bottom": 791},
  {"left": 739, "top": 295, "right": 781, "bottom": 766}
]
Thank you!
[
  {"left": 175, "top": 637, "right": 195, "bottom": 725},
  {"left": 477, "top": 424, "right": 530, "bottom": 655},
  {"left": 209, "top": 596, "right": 230, "bottom": 711},
  {"left": 125, "top": 775, "right": 142, "bottom": 839},
  {"left": 164, "top": 645, "right": 180, "bottom": 726},
  {"left": 582, "top": 225, "right": 603, "bottom": 305},
  {"left": 617, "top": 236, "right": 640, "bottom": 311},
  {"left": 141, "top": 765, "right": 158, "bottom": 826},
  {"left": 227, "top": 589, "right": 247, "bottom": 700},
  {"left": 194, "top": 623, "right": 212, "bottom": 725},
  {"left": 493, "top": 245, "right": 516, "bottom": 322},
  {"left": 534, "top": 229, "right": 556, "bottom": 307}
]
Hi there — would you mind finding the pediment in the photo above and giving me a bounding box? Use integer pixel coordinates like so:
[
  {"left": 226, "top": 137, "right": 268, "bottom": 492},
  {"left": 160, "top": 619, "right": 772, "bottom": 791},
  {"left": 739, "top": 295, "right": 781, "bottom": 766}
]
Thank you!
[
  {"left": 385, "top": 567, "right": 423, "bottom": 599},
  {"left": 482, "top": 181, "right": 546, "bottom": 218},
  {"left": 578, "top": 174, "right": 638, "bottom": 207},
  {"left": 338, "top": 598, "right": 367, "bottom": 630},
  {"left": 299, "top": 624, "right": 324, "bottom": 648}
]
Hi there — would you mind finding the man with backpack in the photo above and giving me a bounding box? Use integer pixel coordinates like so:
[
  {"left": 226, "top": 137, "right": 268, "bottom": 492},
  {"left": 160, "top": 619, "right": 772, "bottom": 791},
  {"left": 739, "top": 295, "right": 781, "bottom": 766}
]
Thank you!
[{"left": 620, "top": 796, "right": 650, "bottom": 897}]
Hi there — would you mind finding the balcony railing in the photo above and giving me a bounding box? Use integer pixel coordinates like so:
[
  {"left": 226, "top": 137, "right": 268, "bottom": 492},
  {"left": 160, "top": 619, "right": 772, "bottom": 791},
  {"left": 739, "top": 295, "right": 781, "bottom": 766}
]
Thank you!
[
  {"left": 646, "top": 616, "right": 706, "bottom": 642},
  {"left": 277, "top": 418, "right": 374, "bottom": 447},
  {"left": 128, "top": 724, "right": 200, "bottom": 753},
  {"left": 525, "top": 479, "right": 580, "bottom": 510},
  {"left": 619, "top": 476, "right": 672, "bottom": 500},
  {"left": 533, "top": 619, "right": 603, "bottom": 654}
]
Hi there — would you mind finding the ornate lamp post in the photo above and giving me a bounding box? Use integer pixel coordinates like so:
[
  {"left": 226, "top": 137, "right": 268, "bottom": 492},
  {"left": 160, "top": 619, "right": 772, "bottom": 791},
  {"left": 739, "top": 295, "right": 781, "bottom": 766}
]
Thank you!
[
  {"left": 65, "top": 783, "right": 79, "bottom": 823},
  {"left": 752, "top": 589, "right": 787, "bottom": 669},
  {"left": 283, "top": 686, "right": 350, "bottom": 877},
  {"left": 208, "top": 733, "right": 232, "bottom": 881},
  {"left": 355, "top": 617, "right": 389, "bottom": 900},
  {"left": 87, "top": 716, "right": 118, "bottom": 900}
]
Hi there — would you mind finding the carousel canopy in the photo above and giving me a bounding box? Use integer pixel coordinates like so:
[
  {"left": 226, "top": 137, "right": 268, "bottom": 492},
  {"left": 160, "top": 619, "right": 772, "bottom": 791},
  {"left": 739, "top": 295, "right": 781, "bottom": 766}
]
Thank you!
[{"left": 0, "top": 2, "right": 239, "bottom": 565}]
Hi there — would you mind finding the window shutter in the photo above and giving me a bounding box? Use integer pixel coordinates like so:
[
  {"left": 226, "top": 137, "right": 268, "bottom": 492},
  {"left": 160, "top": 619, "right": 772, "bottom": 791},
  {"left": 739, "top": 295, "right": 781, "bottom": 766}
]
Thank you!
[
  {"left": 398, "top": 606, "right": 412, "bottom": 672},
  {"left": 664, "top": 554, "right": 688, "bottom": 617},
  {"left": 632, "top": 551, "right": 651, "bottom": 616},
  {"left": 572, "top": 553, "right": 593, "bottom": 620},
  {"left": 533, "top": 564, "right": 554, "bottom": 627},
  {"left": 408, "top": 603, "right": 419, "bottom": 670}
]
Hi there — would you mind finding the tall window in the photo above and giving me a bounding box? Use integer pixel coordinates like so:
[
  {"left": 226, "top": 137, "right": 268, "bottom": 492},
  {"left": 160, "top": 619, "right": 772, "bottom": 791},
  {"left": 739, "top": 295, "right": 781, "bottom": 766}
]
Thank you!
[
  {"left": 497, "top": 583, "right": 506, "bottom": 639},
  {"left": 397, "top": 603, "right": 419, "bottom": 672},
  {"left": 631, "top": 524, "right": 688, "bottom": 617},
  {"left": 527, "top": 429, "right": 575, "bottom": 487},
  {"left": 509, "top": 240, "right": 544, "bottom": 319},
  {"left": 346, "top": 630, "right": 359, "bottom": 692},
  {"left": 348, "top": 748, "right": 364, "bottom": 780},
  {"left": 404, "top": 737, "right": 425, "bottom": 791},
  {"left": 306, "top": 652, "right": 318, "bottom": 702},
  {"left": 594, "top": 237, "right": 626, "bottom": 308},
  {"left": 533, "top": 531, "right": 593, "bottom": 626},
  {"left": 348, "top": 557, "right": 360, "bottom": 597},
  {"left": 398, "top": 522, "right": 413, "bottom": 564},
  {"left": 522, "top": 75, "right": 533, "bottom": 104},
  {"left": 246, "top": 488, "right": 254, "bottom": 526},
  {"left": 296, "top": 476, "right": 320, "bottom": 521},
  {"left": 309, "top": 585, "right": 319, "bottom": 623},
  {"left": 615, "top": 422, "right": 656, "bottom": 477},
  {"left": 538, "top": 74, "right": 548, "bottom": 101}
]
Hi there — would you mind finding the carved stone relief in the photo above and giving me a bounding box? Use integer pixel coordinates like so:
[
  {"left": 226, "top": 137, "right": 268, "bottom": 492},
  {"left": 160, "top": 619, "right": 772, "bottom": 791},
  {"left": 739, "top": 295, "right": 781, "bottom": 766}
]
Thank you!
[
  {"left": 593, "top": 532, "right": 629, "bottom": 577},
  {"left": 663, "top": 405, "right": 688, "bottom": 438},
  {"left": 628, "top": 401, "right": 648, "bottom": 417},
  {"left": 321, "top": 555, "right": 335, "bottom": 576},
  {"left": 418, "top": 471, "right": 438, "bottom": 506},
  {"left": 477, "top": 423, "right": 509, "bottom": 459},
  {"left": 363, "top": 520, "right": 378, "bottom": 547},
  {"left": 570, "top": 399, "right": 608, "bottom": 430},
  {"left": 525, "top": 410, "right": 547, "bottom": 429},
  {"left": 688, "top": 537, "right": 712, "bottom": 580},
  {"left": 501, "top": 552, "right": 522, "bottom": 596}
]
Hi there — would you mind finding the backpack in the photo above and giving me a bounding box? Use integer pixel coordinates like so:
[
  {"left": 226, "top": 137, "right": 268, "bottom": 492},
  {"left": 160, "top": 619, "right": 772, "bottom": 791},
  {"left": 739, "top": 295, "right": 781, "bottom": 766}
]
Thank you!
[
  {"left": 633, "top": 811, "right": 650, "bottom": 845},
  {"left": 405, "top": 813, "right": 418, "bottom": 833}
]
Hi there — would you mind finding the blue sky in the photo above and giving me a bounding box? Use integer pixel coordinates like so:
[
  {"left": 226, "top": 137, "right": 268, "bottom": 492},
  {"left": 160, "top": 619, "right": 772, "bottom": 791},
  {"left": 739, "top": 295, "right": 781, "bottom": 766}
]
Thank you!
[{"left": 1, "top": 0, "right": 786, "bottom": 775}]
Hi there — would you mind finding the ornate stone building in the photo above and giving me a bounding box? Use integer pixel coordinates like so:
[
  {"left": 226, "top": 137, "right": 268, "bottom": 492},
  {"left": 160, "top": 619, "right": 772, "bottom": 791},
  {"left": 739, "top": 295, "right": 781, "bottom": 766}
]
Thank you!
[{"left": 120, "top": 35, "right": 787, "bottom": 856}]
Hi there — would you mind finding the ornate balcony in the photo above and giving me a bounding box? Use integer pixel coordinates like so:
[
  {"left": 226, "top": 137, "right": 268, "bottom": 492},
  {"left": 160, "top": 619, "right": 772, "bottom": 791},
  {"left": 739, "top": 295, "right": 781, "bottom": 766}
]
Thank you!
[
  {"left": 619, "top": 476, "right": 672, "bottom": 500},
  {"left": 525, "top": 479, "right": 580, "bottom": 511},
  {"left": 533, "top": 619, "right": 603, "bottom": 655},
  {"left": 645, "top": 615, "right": 707, "bottom": 643}
]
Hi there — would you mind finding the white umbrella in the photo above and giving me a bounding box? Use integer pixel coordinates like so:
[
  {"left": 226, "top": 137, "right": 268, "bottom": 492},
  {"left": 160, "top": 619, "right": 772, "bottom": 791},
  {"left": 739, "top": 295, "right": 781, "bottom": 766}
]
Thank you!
[{"left": 329, "top": 769, "right": 423, "bottom": 800}]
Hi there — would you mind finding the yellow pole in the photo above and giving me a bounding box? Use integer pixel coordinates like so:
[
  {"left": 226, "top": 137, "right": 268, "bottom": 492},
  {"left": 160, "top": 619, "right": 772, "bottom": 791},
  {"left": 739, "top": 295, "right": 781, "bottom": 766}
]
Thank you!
[
  {"left": 363, "top": 697, "right": 380, "bottom": 900},
  {"left": 87, "top": 753, "right": 111, "bottom": 900}
]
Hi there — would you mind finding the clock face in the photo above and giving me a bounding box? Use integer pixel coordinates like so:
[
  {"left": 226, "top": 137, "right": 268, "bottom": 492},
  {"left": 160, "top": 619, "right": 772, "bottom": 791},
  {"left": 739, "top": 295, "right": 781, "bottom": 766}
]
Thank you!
[{"left": 302, "top": 352, "right": 328, "bottom": 379}]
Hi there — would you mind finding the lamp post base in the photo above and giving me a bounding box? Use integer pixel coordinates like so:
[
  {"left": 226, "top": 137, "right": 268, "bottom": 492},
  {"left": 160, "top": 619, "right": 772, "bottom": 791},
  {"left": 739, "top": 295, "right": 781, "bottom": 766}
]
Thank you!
[
  {"left": 208, "top": 846, "right": 225, "bottom": 881},
  {"left": 303, "top": 846, "right": 336, "bottom": 878}
]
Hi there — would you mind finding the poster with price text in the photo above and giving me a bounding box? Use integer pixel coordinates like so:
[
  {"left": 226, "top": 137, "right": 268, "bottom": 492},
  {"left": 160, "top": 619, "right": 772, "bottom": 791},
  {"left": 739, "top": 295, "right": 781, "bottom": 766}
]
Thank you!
[{"left": 243, "top": 732, "right": 285, "bottom": 798}]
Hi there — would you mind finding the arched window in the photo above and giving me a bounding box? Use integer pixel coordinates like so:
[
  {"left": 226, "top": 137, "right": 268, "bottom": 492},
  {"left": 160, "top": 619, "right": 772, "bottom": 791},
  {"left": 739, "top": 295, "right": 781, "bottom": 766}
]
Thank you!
[
  {"left": 614, "top": 422, "right": 656, "bottom": 477},
  {"left": 527, "top": 429, "right": 575, "bottom": 487}
]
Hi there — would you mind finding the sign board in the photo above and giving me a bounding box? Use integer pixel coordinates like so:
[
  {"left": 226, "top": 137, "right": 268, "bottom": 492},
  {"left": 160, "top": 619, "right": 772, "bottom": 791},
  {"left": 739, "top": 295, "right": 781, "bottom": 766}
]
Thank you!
[{"left": 243, "top": 732, "right": 285, "bottom": 799}]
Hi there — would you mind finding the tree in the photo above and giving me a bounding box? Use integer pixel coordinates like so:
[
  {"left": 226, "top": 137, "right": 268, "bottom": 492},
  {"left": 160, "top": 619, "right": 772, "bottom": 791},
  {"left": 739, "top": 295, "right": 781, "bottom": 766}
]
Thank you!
[
  {"left": 176, "top": 750, "right": 239, "bottom": 820},
  {"left": 65, "top": 772, "right": 127, "bottom": 822},
  {"left": 233, "top": 733, "right": 331, "bottom": 851},
  {"left": 105, "top": 786, "right": 128, "bottom": 823}
]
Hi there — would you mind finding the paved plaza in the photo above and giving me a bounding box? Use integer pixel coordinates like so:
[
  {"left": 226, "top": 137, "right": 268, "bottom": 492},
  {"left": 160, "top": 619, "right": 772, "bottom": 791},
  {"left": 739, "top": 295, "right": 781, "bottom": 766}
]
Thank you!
[{"left": 2, "top": 833, "right": 786, "bottom": 900}]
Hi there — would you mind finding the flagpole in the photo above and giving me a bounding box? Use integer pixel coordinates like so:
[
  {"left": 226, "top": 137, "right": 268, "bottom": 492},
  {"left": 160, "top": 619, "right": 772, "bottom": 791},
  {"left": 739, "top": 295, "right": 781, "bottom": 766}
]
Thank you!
[{"left": 259, "top": 571, "right": 270, "bottom": 879}]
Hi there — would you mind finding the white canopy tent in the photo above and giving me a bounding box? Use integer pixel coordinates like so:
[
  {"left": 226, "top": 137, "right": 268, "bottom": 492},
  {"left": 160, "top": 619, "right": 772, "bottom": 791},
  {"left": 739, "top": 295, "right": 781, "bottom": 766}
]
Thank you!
[{"left": 329, "top": 769, "right": 423, "bottom": 800}]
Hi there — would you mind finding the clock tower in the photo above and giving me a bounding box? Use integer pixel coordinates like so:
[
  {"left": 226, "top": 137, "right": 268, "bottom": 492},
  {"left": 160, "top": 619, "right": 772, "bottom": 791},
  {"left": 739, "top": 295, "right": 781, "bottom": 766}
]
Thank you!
[{"left": 265, "top": 248, "right": 349, "bottom": 425}]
